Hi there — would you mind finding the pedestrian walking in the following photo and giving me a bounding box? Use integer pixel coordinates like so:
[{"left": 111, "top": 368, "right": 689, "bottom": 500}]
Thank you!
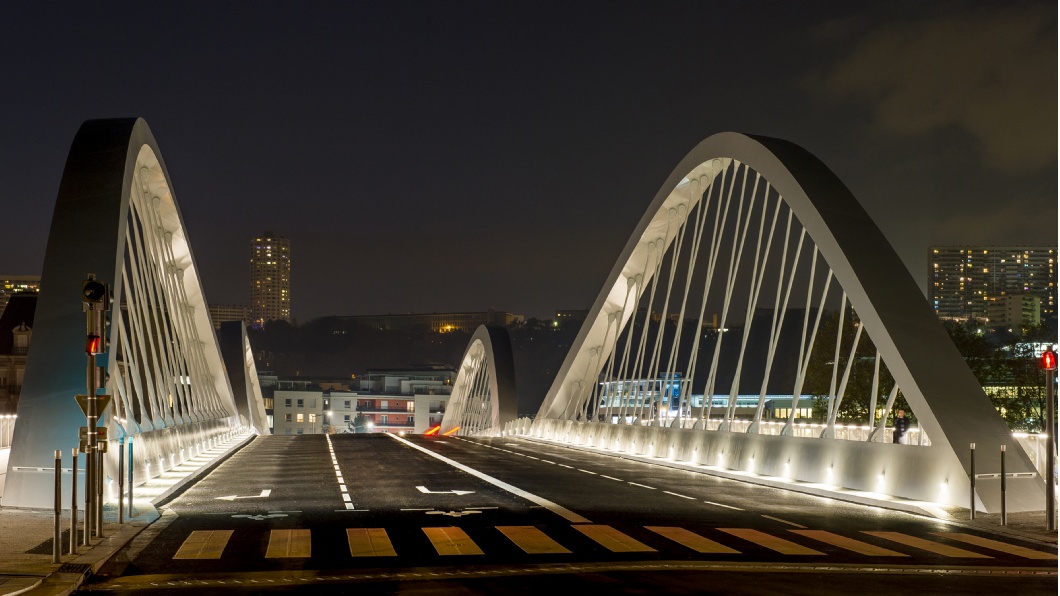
[{"left": 893, "top": 409, "right": 909, "bottom": 444}]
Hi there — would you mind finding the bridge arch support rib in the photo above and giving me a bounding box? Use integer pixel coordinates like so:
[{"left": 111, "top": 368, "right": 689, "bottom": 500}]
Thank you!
[
  {"left": 3, "top": 118, "right": 248, "bottom": 508},
  {"left": 532, "top": 132, "right": 1044, "bottom": 512},
  {"left": 439, "top": 325, "right": 517, "bottom": 437}
]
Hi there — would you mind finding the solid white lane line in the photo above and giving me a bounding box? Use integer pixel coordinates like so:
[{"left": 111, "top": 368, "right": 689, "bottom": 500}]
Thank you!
[
  {"left": 704, "top": 500, "right": 744, "bottom": 511},
  {"left": 762, "top": 515, "right": 806, "bottom": 528},
  {"left": 388, "top": 434, "right": 591, "bottom": 524}
]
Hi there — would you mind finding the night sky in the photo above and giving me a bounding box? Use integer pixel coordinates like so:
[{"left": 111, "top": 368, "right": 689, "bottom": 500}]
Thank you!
[{"left": 1, "top": 1, "right": 1055, "bottom": 323}]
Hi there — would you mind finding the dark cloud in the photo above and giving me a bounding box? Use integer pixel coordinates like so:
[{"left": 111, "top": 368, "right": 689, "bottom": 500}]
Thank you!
[{"left": 809, "top": 2, "right": 1056, "bottom": 174}]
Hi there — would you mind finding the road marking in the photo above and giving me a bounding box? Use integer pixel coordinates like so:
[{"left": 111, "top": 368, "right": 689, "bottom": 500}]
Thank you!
[
  {"left": 232, "top": 513, "right": 288, "bottom": 521},
  {"left": 577, "top": 469, "right": 597, "bottom": 474},
  {"left": 388, "top": 434, "right": 591, "bottom": 523},
  {"left": 929, "top": 532, "right": 1055, "bottom": 559},
  {"left": 342, "top": 493, "right": 352, "bottom": 502},
  {"left": 426, "top": 510, "right": 482, "bottom": 517},
  {"left": 663, "top": 490, "right": 695, "bottom": 500},
  {"left": 347, "top": 528, "right": 397, "bottom": 557},
  {"left": 173, "top": 530, "right": 233, "bottom": 559},
  {"left": 265, "top": 529, "right": 312, "bottom": 558},
  {"left": 762, "top": 515, "right": 806, "bottom": 528},
  {"left": 599, "top": 475, "right": 623, "bottom": 481},
  {"left": 416, "top": 485, "right": 475, "bottom": 495},
  {"left": 704, "top": 500, "right": 743, "bottom": 511},
  {"left": 423, "top": 526, "right": 484, "bottom": 555},
  {"left": 573, "top": 525, "right": 656, "bottom": 553},
  {"left": 558, "top": 464, "right": 574, "bottom": 469},
  {"left": 862, "top": 532, "right": 990, "bottom": 558},
  {"left": 541, "top": 460, "right": 556, "bottom": 464},
  {"left": 496, "top": 525, "right": 572, "bottom": 554},
  {"left": 645, "top": 526, "right": 740, "bottom": 554},
  {"left": 790, "top": 530, "right": 907, "bottom": 556},
  {"left": 718, "top": 529, "right": 824, "bottom": 555},
  {"left": 628, "top": 482, "right": 656, "bottom": 490},
  {"left": 215, "top": 489, "right": 272, "bottom": 501}
]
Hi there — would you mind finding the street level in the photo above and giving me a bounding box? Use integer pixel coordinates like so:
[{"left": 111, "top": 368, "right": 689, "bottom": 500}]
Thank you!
[{"left": 79, "top": 434, "right": 1058, "bottom": 595}]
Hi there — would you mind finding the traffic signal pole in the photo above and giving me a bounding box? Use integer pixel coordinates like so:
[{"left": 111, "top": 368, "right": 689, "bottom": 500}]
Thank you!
[
  {"left": 80, "top": 274, "right": 110, "bottom": 541},
  {"left": 1043, "top": 346, "right": 1056, "bottom": 532}
]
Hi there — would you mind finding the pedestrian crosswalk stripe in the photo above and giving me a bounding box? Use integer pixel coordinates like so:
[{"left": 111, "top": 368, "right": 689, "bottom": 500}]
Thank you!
[
  {"left": 346, "top": 528, "right": 397, "bottom": 557},
  {"left": 930, "top": 532, "right": 1058, "bottom": 560},
  {"left": 573, "top": 524, "right": 656, "bottom": 553},
  {"left": 862, "top": 531, "right": 990, "bottom": 558},
  {"left": 423, "top": 526, "right": 484, "bottom": 555},
  {"left": 645, "top": 526, "right": 740, "bottom": 554},
  {"left": 496, "top": 525, "right": 572, "bottom": 554},
  {"left": 173, "top": 530, "right": 233, "bottom": 559},
  {"left": 718, "top": 528, "right": 824, "bottom": 555},
  {"left": 790, "top": 530, "right": 907, "bottom": 557},
  {"left": 265, "top": 529, "right": 312, "bottom": 558}
]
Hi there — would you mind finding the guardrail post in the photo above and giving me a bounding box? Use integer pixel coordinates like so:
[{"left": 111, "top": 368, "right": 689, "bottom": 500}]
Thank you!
[
  {"left": 70, "top": 447, "right": 78, "bottom": 554},
  {"left": 969, "top": 443, "right": 975, "bottom": 520},
  {"left": 1000, "top": 444, "right": 1007, "bottom": 526},
  {"left": 53, "top": 449, "right": 61, "bottom": 564}
]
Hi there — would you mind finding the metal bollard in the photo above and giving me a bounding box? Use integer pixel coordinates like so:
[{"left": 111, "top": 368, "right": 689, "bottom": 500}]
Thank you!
[
  {"left": 70, "top": 448, "right": 78, "bottom": 555},
  {"left": 53, "top": 450, "right": 61, "bottom": 564},
  {"left": 969, "top": 443, "right": 975, "bottom": 520},
  {"left": 118, "top": 438, "right": 125, "bottom": 524},
  {"left": 96, "top": 446, "right": 104, "bottom": 538},
  {"left": 127, "top": 439, "right": 134, "bottom": 518},
  {"left": 1000, "top": 444, "right": 1007, "bottom": 526},
  {"left": 83, "top": 445, "right": 92, "bottom": 545}
]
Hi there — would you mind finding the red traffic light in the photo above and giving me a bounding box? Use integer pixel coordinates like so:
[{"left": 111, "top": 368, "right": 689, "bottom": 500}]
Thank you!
[
  {"left": 1043, "top": 349, "right": 1058, "bottom": 371},
  {"left": 86, "top": 334, "right": 102, "bottom": 354}
]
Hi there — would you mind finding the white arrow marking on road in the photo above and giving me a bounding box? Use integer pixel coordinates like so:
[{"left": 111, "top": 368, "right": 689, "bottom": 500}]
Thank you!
[
  {"left": 416, "top": 485, "right": 475, "bottom": 496},
  {"left": 215, "top": 489, "right": 272, "bottom": 501}
]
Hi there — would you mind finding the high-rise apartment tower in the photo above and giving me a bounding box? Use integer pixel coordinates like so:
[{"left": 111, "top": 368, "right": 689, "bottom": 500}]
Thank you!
[
  {"left": 928, "top": 246, "right": 1056, "bottom": 324},
  {"left": 250, "top": 232, "right": 291, "bottom": 328}
]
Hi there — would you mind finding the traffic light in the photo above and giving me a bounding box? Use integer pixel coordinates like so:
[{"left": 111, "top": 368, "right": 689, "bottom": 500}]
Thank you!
[
  {"left": 82, "top": 278, "right": 107, "bottom": 303},
  {"left": 1043, "top": 347, "right": 1058, "bottom": 371},
  {"left": 82, "top": 275, "right": 110, "bottom": 355}
]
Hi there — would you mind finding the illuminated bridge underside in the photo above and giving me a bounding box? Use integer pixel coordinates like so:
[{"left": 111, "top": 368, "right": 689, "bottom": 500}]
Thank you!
[
  {"left": 527, "top": 132, "right": 1044, "bottom": 513},
  {"left": 3, "top": 118, "right": 260, "bottom": 508},
  {"left": 440, "top": 325, "right": 517, "bottom": 437}
]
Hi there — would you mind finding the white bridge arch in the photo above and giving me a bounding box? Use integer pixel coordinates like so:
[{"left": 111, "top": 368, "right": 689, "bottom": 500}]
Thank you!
[
  {"left": 439, "top": 325, "right": 518, "bottom": 437},
  {"left": 3, "top": 118, "right": 264, "bottom": 508},
  {"left": 522, "top": 132, "right": 1044, "bottom": 513}
]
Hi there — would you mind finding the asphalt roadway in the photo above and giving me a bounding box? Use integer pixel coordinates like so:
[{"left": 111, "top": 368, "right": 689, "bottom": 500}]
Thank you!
[{"left": 78, "top": 433, "right": 1058, "bottom": 595}]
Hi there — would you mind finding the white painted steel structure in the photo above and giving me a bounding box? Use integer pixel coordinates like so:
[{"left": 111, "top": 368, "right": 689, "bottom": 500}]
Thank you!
[
  {"left": 3, "top": 119, "right": 256, "bottom": 508},
  {"left": 439, "top": 325, "right": 517, "bottom": 436},
  {"left": 524, "top": 132, "right": 1046, "bottom": 513}
]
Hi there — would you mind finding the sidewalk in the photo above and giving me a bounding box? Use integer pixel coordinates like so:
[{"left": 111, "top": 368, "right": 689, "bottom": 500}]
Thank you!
[
  {"left": 523, "top": 436, "right": 1059, "bottom": 547},
  {"left": 0, "top": 431, "right": 254, "bottom": 596}
]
